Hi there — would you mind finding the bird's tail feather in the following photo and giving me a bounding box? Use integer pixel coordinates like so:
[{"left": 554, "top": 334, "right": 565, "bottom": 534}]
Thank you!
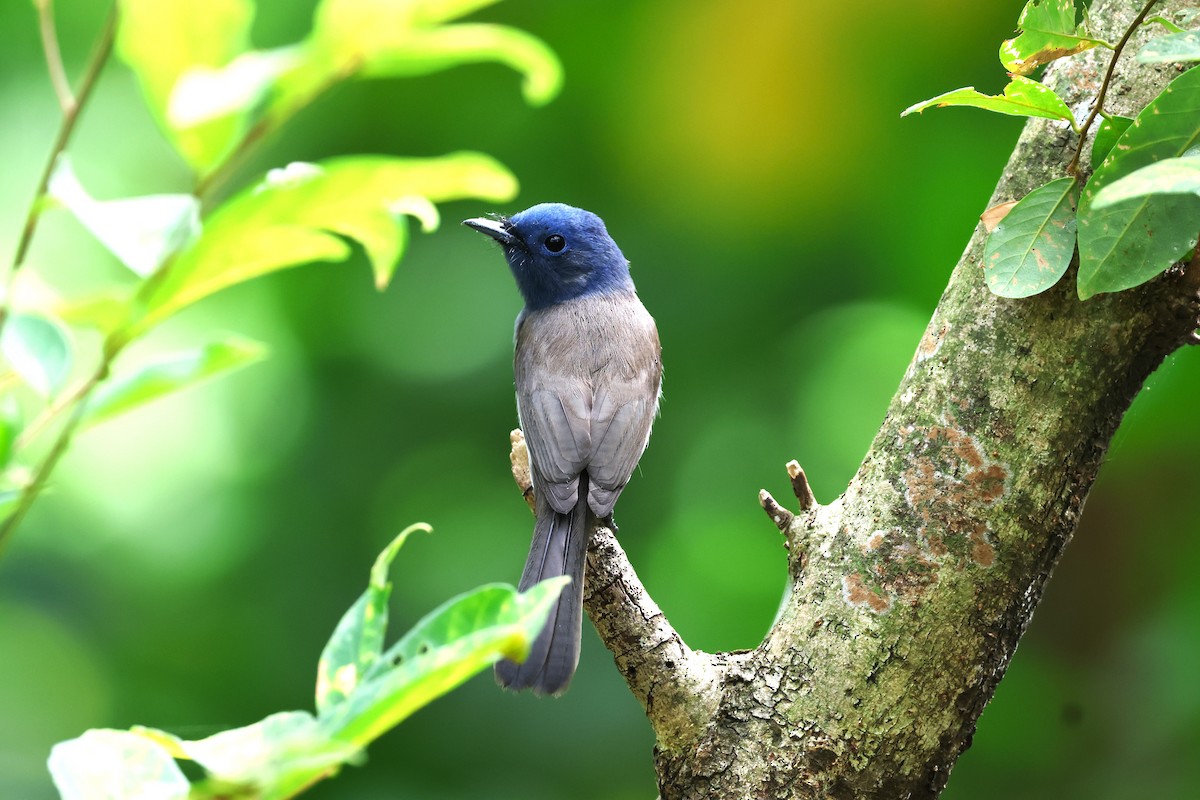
[{"left": 495, "top": 476, "right": 591, "bottom": 695}]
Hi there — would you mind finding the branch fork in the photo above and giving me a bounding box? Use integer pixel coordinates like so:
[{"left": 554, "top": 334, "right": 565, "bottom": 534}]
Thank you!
[{"left": 506, "top": 430, "right": 718, "bottom": 746}]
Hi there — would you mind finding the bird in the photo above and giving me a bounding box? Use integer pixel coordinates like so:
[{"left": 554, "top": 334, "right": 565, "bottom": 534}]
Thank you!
[{"left": 463, "top": 203, "right": 662, "bottom": 695}]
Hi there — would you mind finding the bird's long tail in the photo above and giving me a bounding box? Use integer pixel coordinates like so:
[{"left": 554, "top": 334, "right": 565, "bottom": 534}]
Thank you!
[{"left": 495, "top": 475, "right": 592, "bottom": 695}]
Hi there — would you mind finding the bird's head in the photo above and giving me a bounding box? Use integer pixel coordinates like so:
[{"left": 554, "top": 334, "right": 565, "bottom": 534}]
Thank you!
[{"left": 463, "top": 203, "right": 632, "bottom": 310}]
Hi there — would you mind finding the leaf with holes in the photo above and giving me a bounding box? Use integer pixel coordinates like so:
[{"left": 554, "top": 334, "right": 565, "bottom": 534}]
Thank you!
[
  {"left": 984, "top": 177, "right": 1078, "bottom": 298},
  {"left": 316, "top": 523, "right": 431, "bottom": 715},
  {"left": 1090, "top": 115, "right": 1133, "bottom": 171},
  {"left": 1137, "top": 30, "right": 1200, "bottom": 63},
  {"left": 1077, "top": 67, "right": 1200, "bottom": 299},
  {"left": 116, "top": 152, "right": 517, "bottom": 344},
  {"left": 321, "top": 576, "right": 569, "bottom": 748},
  {"left": 1000, "top": 0, "right": 1106, "bottom": 76},
  {"left": 901, "top": 76, "right": 1076, "bottom": 126}
]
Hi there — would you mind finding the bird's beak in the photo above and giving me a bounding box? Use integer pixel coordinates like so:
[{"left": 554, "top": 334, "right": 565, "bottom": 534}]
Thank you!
[{"left": 462, "top": 216, "right": 518, "bottom": 246}]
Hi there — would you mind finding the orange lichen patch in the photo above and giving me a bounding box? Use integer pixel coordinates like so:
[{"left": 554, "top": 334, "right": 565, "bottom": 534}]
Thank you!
[
  {"left": 864, "top": 531, "right": 886, "bottom": 551},
  {"left": 927, "top": 423, "right": 985, "bottom": 469},
  {"left": 916, "top": 321, "right": 950, "bottom": 363},
  {"left": 970, "top": 529, "right": 996, "bottom": 567},
  {"left": 843, "top": 573, "right": 892, "bottom": 614},
  {"left": 900, "top": 419, "right": 1008, "bottom": 569}
]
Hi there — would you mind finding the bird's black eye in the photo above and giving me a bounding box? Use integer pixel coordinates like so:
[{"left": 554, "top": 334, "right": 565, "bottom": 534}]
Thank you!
[{"left": 545, "top": 234, "right": 566, "bottom": 253}]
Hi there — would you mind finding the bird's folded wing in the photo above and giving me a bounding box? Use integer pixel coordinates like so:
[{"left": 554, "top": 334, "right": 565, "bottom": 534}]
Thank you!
[
  {"left": 586, "top": 383, "right": 656, "bottom": 518},
  {"left": 520, "top": 387, "right": 589, "bottom": 514}
]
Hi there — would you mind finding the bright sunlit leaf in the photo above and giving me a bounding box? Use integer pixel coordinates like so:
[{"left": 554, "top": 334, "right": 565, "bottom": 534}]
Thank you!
[
  {"left": 324, "top": 576, "right": 569, "bottom": 748},
  {"left": 48, "top": 729, "right": 189, "bottom": 800},
  {"left": 984, "top": 177, "right": 1078, "bottom": 298},
  {"left": 316, "top": 523, "right": 432, "bottom": 715},
  {"left": 177, "top": 712, "right": 357, "bottom": 793},
  {"left": 309, "top": 0, "right": 561, "bottom": 104},
  {"left": 354, "top": 23, "right": 563, "bottom": 106},
  {"left": 47, "top": 157, "right": 200, "bottom": 279},
  {"left": 1090, "top": 115, "right": 1133, "bottom": 171},
  {"left": 117, "top": 152, "right": 518, "bottom": 342},
  {"left": 1091, "top": 154, "right": 1200, "bottom": 208},
  {"left": 1137, "top": 30, "right": 1200, "bottom": 63},
  {"left": 1078, "top": 67, "right": 1200, "bottom": 299},
  {"left": 168, "top": 47, "right": 302, "bottom": 128},
  {"left": 902, "top": 76, "right": 1076, "bottom": 127},
  {"left": 83, "top": 336, "right": 268, "bottom": 428},
  {"left": 1000, "top": 0, "right": 1106, "bottom": 76},
  {"left": 53, "top": 293, "right": 131, "bottom": 336},
  {"left": 116, "top": 0, "right": 255, "bottom": 173},
  {"left": 182, "top": 0, "right": 563, "bottom": 151},
  {"left": 0, "top": 313, "right": 71, "bottom": 398}
]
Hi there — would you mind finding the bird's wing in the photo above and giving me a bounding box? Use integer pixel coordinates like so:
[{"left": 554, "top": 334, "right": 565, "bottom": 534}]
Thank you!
[
  {"left": 518, "top": 384, "right": 590, "bottom": 514},
  {"left": 515, "top": 298, "right": 661, "bottom": 518},
  {"left": 585, "top": 375, "right": 658, "bottom": 518}
]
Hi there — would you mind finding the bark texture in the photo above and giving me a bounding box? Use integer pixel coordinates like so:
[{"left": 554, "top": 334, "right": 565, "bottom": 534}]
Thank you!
[{"left": 518, "top": 2, "right": 1200, "bottom": 796}]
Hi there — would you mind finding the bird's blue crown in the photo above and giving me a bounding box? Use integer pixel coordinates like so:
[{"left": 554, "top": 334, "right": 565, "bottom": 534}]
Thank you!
[{"left": 470, "top": 203, "right": 634, "bottom": 311}]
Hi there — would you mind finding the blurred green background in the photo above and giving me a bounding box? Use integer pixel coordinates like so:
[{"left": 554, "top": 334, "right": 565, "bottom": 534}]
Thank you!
[{"left": 3, "top": 1, "right": 1199, "bottom": 798}]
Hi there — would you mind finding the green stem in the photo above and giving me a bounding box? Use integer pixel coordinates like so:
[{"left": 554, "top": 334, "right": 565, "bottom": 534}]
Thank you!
[
  {"left": 1, "top": 2, "right": 118, "bottom": 336},
  {"left": 0, "top": 361, "right": 108, "bottom": 555},
  {"left": 36, "top": 0, "right": 75, "bottom": 113},
  {"left": 1067, "top": 0, "right": 1159, "bottom": 176}
]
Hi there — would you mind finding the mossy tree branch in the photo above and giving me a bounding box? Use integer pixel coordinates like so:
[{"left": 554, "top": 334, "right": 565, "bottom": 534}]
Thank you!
[{"left": 510, "top": 1, "right": 1198, "bottom": 795}]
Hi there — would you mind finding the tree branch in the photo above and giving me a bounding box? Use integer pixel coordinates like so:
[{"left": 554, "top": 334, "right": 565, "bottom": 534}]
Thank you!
[
  {"left": 507, "top": 430, "right": 720, "bottom": 748},
  {"left": 506, "top": 4, "right": 1198, "bottom": 794}
]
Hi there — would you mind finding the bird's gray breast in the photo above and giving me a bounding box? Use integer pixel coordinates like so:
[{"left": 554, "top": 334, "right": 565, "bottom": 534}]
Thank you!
[{"left": 514, "top": 291, "right": 661, "bottom": 517}]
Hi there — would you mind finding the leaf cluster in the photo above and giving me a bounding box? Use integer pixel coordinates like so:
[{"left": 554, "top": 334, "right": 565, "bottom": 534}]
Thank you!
[
  {"left": 47, "top": 525, "right": 569, "bottom": 800},
  {"left": 0, "top": 0, "right": 560, "bottom": 546},
  {"left": 903, "top": 0, "right": 1200, "bottom": 300}
]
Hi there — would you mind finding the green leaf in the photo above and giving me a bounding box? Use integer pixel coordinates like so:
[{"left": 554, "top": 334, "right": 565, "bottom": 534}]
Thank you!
[
  {"left": 1137, "top": 30, "right": 1200, "bottom": 63},
  {"left": 1091, "top": 154, "right": 1200, "bottom": 207},
  {"left": 1143, "top": 16, "right": 1187, "bottom": 35},
  {"left": 309, "top": 0, "right": 561, "bottom": 104},
  {"left": 1000, "top": 0, "right": 1106, "bottom": 76},
  {"left": 323, "top": 576, "right": 569, "bottom": 748},
  {"left": 353, "top": 23, "right": 563, "bottom": 106},
  {"left": 1090, "top": 115, "right": 1133, "bottom": 171},
  {"left": 178, "top": 712, "right": 357, "bottom": 797},
  {"left": 83, "top": 336, "right": 268, "bottom": 428},
  {"left": 316, "top": 522, "right": 432, "bottom": 715},
  {"left": 117, "top": 152, "right": 518, "bottom": 342},
  {"left": 984, "top": 177, "right": 1078, "bottom": 298},
  {"left": 116, "top": 0, "right": 255, "bottom": 173},
  {"left": 48, "top": 729, "right": 189, "bottom": 800},
  {"left": 47, "top": 156, "right": 200, "bottom": 278},
  {"left": 901, "top": 76, "right": 1076, "bottom": 127},
  {"left": 1, "top": 313, "right": 71, "bottom": 398},
  {"left": 53, "top": 293, "right": 131, "bottom": 336},
  {"left": 1077, "top": 67, "right": 1200, "bottom": 299},
  {"left": 167, "top": 47, "right": 302, "bottom": 129},
  {"left": 185, "top": 0, "right": 562, "bottom": 139}
]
